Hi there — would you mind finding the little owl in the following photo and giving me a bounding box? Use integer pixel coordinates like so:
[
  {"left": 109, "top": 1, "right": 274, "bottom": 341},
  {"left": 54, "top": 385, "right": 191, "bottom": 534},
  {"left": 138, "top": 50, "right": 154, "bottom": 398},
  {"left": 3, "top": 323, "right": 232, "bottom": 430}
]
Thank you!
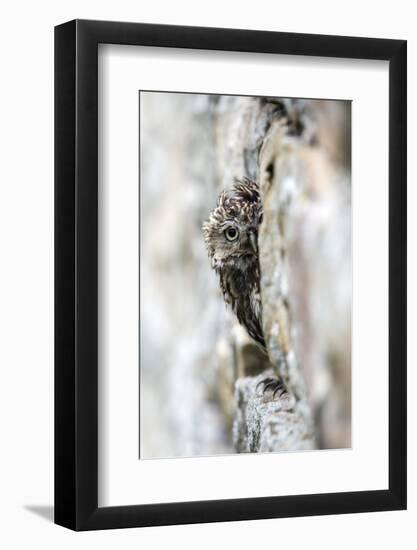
[{"left": 203, "top": 177, "right": 288, "bottom": 399}]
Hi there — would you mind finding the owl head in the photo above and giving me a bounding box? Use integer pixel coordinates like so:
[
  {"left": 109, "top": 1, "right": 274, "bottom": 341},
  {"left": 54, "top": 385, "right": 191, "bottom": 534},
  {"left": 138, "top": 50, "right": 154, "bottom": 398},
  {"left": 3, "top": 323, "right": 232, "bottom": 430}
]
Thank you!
[{"left": 202, "top": 177, "right": 263, "bottom": 270}]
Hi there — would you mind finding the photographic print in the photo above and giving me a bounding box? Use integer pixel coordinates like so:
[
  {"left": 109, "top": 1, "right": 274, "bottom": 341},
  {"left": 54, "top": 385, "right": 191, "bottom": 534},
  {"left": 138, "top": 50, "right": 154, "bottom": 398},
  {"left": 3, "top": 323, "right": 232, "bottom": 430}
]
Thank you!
[{"left": 140, "top": 91, "right": 351, "bottom": 459}]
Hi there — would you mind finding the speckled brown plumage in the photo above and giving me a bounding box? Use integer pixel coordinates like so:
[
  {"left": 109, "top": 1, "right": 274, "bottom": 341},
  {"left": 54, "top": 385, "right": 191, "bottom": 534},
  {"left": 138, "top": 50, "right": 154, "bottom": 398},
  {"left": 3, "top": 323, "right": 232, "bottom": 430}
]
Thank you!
[
  {"left": 203, "top": 177, "right": 265, "bottom": 350},
  {"left": 203, "top": 177, "right": 288, "bottom": 400}
]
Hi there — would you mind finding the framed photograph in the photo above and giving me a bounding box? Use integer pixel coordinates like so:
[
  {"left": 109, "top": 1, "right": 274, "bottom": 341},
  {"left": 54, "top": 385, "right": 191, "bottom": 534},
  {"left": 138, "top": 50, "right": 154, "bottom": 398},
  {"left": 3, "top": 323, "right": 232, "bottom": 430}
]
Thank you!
[{"left": 55, "top": 19, "right": 406, "bottom": 530}]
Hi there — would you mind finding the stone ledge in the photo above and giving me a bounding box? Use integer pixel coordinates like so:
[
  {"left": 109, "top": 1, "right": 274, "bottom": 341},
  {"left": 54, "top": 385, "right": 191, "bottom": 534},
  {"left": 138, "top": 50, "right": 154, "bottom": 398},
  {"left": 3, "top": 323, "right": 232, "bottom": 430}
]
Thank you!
[{"left": 233, "top": 371, "right": 315, "bottom": 453}]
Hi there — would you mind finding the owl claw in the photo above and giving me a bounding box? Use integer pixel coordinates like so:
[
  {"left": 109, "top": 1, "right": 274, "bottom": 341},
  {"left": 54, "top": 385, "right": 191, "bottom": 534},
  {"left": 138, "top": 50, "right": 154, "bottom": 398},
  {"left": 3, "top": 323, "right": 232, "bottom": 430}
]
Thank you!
[
  {"left": 255, "top": 377, "right": 275, "bottom": 391},
  {"left": 256, "top": 377, "right": 289, "bottom": 401},
  {"left": 273, "top": 386, "right": 286, "bottom": 399}
]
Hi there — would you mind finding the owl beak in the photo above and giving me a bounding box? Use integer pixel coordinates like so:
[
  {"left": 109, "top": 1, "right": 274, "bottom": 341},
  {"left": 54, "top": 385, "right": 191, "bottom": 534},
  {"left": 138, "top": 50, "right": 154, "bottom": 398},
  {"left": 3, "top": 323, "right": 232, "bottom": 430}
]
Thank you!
[{"left": 249, "top": 232, "right": 258, "bottom": 254}]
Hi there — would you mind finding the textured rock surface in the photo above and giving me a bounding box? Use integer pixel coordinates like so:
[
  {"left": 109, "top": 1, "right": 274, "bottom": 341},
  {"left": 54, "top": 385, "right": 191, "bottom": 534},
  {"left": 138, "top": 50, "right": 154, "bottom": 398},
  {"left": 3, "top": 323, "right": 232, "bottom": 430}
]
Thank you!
[
  {"left": 234, "top": 370, "right": 315, "bottom": 453},
  {"left": 140, "top": 93, "right": 351, "bottom": 457}
]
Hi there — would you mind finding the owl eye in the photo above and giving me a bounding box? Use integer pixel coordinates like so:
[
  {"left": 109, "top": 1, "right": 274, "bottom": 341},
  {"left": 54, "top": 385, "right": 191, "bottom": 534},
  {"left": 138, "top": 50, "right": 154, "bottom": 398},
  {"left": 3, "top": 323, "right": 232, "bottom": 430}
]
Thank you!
[{"left": 224, "top": 226, "right": 239, "bottom": 242}]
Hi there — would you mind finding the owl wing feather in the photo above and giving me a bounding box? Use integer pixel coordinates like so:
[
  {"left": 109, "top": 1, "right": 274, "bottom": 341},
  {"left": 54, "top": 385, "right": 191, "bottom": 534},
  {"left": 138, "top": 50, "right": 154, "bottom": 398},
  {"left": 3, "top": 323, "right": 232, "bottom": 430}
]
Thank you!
[
  {"left": 235, "top": 295, "right": 266, "bottom": 352},
  {"left": 220, "top": 270, "right": 266, "bottom": 353}
]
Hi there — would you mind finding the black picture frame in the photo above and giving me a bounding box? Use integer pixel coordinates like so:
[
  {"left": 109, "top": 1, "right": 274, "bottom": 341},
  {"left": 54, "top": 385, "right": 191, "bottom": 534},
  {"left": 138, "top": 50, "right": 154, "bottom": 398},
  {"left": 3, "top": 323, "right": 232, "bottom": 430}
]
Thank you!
[{"left": 55, "top": 19, "right": 407, "bottom": 531}]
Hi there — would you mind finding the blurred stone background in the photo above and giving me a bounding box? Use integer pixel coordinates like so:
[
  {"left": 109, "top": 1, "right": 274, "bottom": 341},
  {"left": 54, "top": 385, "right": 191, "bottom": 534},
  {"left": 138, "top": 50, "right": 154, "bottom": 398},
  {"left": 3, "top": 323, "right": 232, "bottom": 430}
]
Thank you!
[{"left": 140, "top": 91, "right": 351, "bottom": 458}]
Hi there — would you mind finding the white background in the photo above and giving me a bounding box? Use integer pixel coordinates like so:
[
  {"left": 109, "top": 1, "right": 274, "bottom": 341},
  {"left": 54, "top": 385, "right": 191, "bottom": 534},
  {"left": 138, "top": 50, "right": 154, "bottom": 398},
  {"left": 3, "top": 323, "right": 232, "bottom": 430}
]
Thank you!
[
  {"left": 0, "top": 1, "right": 415, "bottom": 548},
  {"left": 99, "top": 46, "right": 388, "bottom": 506}
]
